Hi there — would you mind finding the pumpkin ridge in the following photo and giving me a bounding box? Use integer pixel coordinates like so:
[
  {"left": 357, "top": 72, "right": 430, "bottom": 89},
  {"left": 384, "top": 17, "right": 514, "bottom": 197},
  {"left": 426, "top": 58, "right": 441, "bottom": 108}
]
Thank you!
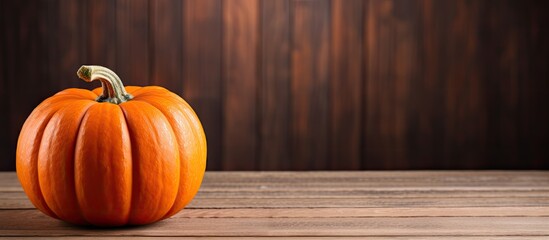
[
  {"left": 20, "top": 98, "right": 71, "bottom": 220},
  {"left": 70, "top": 101, "right": 97, "bottom": 225},
  {"left": 119, "top": 100, "right": 180, "bottom": 224},
  {"left": 33, "top": 114, "right": 59, "bottom": 218},
  {"left": 135, "top": 95, "right": 206, "bottom": 219},
  {"left": 134, "top": 98, "right": 186, "bottom": 219},
  {"left": 32, "top": 98, "right": 93, "bottom": 220},
  {"left": 119, "top": 105, "right": 139, "bottom": 225},
  {"left": 170, "top": 96, "right": 207, "bottom": 209},
  {"left": 117, "top": 103, "right": 134, "bottom": 226},
  {"left": 138, "top": 99, "right": 182, "bottom": 218},
  {"left": 37, "top": 99, "right": 94, "bottom": 224}
]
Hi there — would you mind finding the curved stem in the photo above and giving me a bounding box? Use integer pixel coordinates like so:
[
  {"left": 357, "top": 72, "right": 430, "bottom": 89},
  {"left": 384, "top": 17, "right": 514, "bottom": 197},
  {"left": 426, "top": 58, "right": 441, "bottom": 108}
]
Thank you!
[{"left": 77, "top": 65, "right": 133, "bottom": 104}]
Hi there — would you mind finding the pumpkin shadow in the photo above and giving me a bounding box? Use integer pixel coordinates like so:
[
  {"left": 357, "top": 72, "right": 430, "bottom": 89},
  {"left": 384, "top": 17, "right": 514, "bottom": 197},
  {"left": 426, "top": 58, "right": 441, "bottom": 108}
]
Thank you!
[{"left": 60, "top": 219, "right": 166, "bottom": 231}]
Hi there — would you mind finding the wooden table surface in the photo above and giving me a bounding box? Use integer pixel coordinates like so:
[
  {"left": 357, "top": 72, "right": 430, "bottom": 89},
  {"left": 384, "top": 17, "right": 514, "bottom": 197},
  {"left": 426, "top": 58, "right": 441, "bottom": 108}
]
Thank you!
[{"left": 1, "top": 171, "right": 549, "bottom": 239}]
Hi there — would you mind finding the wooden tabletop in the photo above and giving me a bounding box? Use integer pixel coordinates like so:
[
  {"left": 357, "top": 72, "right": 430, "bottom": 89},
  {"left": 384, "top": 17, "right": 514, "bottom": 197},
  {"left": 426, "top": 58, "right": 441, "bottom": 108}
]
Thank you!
[{"left": 1, "top": 171, "right": 549, "bottom": 239}]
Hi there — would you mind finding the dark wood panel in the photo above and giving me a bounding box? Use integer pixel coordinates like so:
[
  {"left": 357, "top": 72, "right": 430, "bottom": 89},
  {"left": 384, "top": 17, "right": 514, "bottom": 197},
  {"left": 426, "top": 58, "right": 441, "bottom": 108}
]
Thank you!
[
  {"left": 49, "top": 0, "right": 88, "bottom": 90},
  {"left": 4, "top": 0, "right": 51, "bottom": 171},
  {"left": 330, "top": 0, "right": 363, "bottom": 170},
  {"left": 182, "top": 0, "right": 223, "bottom": 170},
  {"left": 150, "top": 0, "right": 182, "bottom": 92},
  {"left": 1, "top": 0, "right": 548, "bottom": 171},
  {"left": 521, "top": 1, "right": 549, "bottom": 168},
  {"left": 0, "top": 0, "right": 8, "bottom": 170},
  {"left": 365, "top": 0, "right": 405, "bottom": 169},
  {"left": 222, "top": 0, "right": 259, "bottom": 170},
  {"left": 86, "top": 0, "right": 116, "bottom": 70},
  {"left": 260, "top": 0, "right": 290, "bottom": 170},
  {"left": 291, "top": 0, "right": 330, "bottom": 170},
  {"left": 438, "top": 0, "right": 487, "bottom": 168},
  {"left": 480, "top": 0, "right": 549, "bottom": 169},
  {"left": 115, "top": 0, "right": 149, "bottom": 86}
]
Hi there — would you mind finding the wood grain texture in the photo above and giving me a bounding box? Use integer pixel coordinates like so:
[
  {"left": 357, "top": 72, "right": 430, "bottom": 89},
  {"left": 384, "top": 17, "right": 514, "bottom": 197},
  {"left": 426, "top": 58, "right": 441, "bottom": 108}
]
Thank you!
[
  {"left": 259, "top": 0, "right": 290, "bottom": 170},
  {"left": 150, "top": 0, "right": 182, "bottom": 91},
  {"left": 86, "top": 0, "right": 116, "bottom": 70},
  {"left": 291, "top": 0, "right": 330, "bottom": 170},
  {"left": 1, "top": 211, "right": 549, "bottom": 237},
  {"left": 4, "top": 0, "right": 51, "bottom": 171},
  {"left": 330, "top": 0, "right": 363, "bottom": 170},
  {"left": 51, "top": 0, "right": 88, "bottom": 90},
  {"left": 115, "top": 0, "right": 149, "bottom": 86},
  {"left": 1, "top": 0, "right": 548, "bottom": 171},
  {"left": 2, "top": 171, "right": 549, "bottom": 237},
  {"left": 0, "top": 0, "right": 8, "bottom": 171},
  {"left": 1, "top": 238, "right": 548, "bottom": 240},
  {"left": 222, "top": 0, "right": 259, "bottom": 170}
]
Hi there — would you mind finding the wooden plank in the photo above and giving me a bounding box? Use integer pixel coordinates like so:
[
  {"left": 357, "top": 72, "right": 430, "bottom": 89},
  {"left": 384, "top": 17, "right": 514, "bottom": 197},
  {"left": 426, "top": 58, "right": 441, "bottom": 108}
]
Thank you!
[
  {"left": 182, "top": 0, "right": 222, "bottom": 170},
  {"left": 1, "top": 237, "right": 549, "bottom": 240},
  {"left": 222, "top": 0, "right": 259, "bottom": 170},
  {"left": 188, "top": 197, "right": 549, "bottom": 209},
  {"left": 259, "top": 0, "right": 290, "bottom": 170},
  {"left": 150, "top": 0, "right": 182, "bottom": 92},
  {"left": 291, "top": 0, "right": 330, "bottom": 170},
  {"left": 197, "top": 183, "right": 549, "bottom": 190},
  {"left": 4, "top": 190, "right": 548, "bottom": 216},
  {"left": 3, "top": 171, "right": 549, "bottom": 189},
  {"left": 1, "top": 210, "right": 549, "bottom": 237},
  {"left": 4, "top": 194, "right": 549, "bottom": 210},
  {"left": 5, "top": 186, "right": 549, "bottom": 203},
  {"left": 179, "top": 207, "right": 549, "bottom": 218},
  {"left": 197, "top": 170, "right": 549, "bottom": 178},
  {"left": 86, "top": 0, "right": 116, "bottom": 70},
  {"left": 198, "top": 171, "right": 549, "bottom": 187},
  {"left": 330, "top": 0, "right": 363, "bottom": 170},
  {"left": 115, "top": 0, "right": 149, "bottom": 86},
  {"left": 197, "top": 189, "right": 549, "bottom": 198},
  {"left": 1, "top": 237, "right": 548, "bottom": 240}
]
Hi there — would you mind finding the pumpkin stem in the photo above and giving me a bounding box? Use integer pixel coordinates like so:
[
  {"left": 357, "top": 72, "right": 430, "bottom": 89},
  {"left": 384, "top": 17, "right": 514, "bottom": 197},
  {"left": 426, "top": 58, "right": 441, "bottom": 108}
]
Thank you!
[{"left": 77, "top": 65, "right": 133, "bottom": 104}]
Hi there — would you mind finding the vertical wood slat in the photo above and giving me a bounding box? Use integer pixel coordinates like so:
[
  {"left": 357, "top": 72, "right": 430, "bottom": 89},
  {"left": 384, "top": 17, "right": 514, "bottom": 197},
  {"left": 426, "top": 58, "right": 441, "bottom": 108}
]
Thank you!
[
  {"left": 116, "top": 0, "right": 149, "bottom": 86},
  {"left": 222, "top": 0, "right": 259, "bottom": 170},
  {"left": 495, "top": 1, "right": 520, "bottom": 168},
  {"left": 330, "top": 0, "right": 363, "bottom": 170},
  {"left": 0, "top": 0, "right": 9, "bottom": 170},
  {"left": 150, "top": 0, "right": 182, "bottom": 91},
  {"left": 523, "top": 1, "right": 549, "bottom": 168},
  {"left": 260, "top": 0, "right": 290, "bottom": 170},
  {"left": 182, "top": 0, "right": 223, "bottom": 170},
  {"left": 416, "top": 0, "right": 446, "bottom": 169},
  {"left": 440, "top": 1, "right": 486, "bottom": 168},
  {"left": 5, "top": 0, "right": 50, "bottom": 171},
  {"left": 54, "top": 0, "right": 87, "bottom": 90},
  {"left": 364, "top": 0, "right": 401, "bottom": 169},
  {"left": 87, "top": 0, "right": 116, "bottom": 70},
  {"left": 291, "top": 0, "right": 330, "bottom": 170}
]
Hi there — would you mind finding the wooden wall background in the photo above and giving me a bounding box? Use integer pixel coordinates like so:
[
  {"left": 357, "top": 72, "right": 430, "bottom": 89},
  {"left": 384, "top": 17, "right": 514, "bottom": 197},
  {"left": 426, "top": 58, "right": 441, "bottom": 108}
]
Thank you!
[{"left": 1, "top": 0, "right": 548, "bottom": 171}]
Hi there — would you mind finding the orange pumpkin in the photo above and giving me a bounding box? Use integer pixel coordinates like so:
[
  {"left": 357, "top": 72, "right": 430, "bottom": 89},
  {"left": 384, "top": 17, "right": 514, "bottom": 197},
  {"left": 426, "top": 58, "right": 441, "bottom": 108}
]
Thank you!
[{"left": 16, "top": 65, "right": 207, "bottom": 226}]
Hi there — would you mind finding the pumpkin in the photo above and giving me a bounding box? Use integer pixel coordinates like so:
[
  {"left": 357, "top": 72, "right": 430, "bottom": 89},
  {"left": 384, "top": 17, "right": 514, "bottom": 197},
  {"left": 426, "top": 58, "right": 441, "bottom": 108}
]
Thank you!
[{"left": 16, "top": 65, "right": 207, "bottom": 226}]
